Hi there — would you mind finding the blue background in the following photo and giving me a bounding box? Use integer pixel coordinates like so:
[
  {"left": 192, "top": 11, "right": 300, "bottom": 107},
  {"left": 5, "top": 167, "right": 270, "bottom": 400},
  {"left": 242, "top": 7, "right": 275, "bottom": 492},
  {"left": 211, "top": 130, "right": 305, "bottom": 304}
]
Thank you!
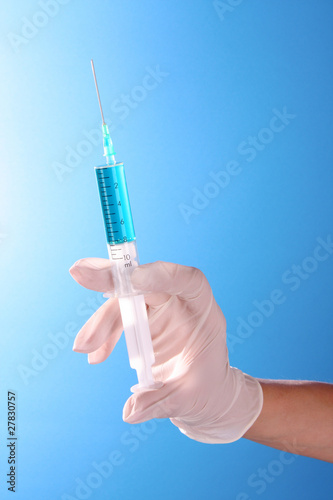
[{"left": 1, "top": 1, "right": 333, "bottom": 499}]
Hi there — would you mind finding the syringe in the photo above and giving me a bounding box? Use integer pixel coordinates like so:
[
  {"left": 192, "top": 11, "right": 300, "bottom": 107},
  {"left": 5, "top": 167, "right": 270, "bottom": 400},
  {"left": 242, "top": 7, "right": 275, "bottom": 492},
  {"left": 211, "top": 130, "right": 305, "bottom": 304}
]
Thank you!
[{"left": 91, "top": 60, "right": 162, "bottom": 393}]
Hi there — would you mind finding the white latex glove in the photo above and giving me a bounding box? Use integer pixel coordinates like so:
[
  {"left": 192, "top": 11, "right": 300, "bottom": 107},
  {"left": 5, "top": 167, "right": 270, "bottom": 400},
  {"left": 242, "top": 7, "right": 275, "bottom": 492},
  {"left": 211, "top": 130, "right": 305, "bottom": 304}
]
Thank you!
[{"left": 70, "top": 259, "right": 263, "bottom": 444}]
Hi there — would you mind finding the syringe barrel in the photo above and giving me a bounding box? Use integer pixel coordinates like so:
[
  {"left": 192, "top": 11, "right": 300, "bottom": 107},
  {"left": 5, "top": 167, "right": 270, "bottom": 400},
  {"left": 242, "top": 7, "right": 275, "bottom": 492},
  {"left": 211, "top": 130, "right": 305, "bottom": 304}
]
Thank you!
[
  {"left": 95, "top": 163, "right": 160, "bottom": 392},
  {"left": 95, "top": 163, "right": 136, "bottom": 246},
  {"left": 95, "top": 163, "right": 139, "bottom": 297}
]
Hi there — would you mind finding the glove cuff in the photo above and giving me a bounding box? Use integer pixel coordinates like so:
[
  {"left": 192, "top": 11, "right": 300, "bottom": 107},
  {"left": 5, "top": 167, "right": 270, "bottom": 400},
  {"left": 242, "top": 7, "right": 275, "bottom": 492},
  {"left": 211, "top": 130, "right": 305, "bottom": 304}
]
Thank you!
[{"left": 171, "top": 368, "right": 263, "bottom": 444}]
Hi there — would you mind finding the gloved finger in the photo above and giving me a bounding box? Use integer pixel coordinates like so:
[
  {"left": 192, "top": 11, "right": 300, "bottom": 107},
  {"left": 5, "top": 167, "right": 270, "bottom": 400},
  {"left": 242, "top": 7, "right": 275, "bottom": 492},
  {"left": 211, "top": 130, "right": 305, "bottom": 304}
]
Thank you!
[
  {"left": 73, "top": 298, "right": 122, "bottom": 353},
  {"left": 88, "top": 332, "right": 123, "bottom": 364},
  {"left": 123, "top": 377, "right": 184, "bottom": 423},
  {"left": 69, "top": 258, "right": 114, "bottom": 293},
  {"left": 69, "top": 258, "right": 173, "bottom": 307},
  {"left": 69, "top": 258, "right": 167, "bottom": 307},
  {"left": 131, "top": 261, "right": 209, "bottom": 305}
]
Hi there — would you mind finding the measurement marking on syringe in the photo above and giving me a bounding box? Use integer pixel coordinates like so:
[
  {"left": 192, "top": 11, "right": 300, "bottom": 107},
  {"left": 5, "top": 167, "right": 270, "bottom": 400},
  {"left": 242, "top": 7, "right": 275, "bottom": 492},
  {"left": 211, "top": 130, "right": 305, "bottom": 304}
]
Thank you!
[{"left": 111, "top": 248, "right": 123, "bottom": 260}]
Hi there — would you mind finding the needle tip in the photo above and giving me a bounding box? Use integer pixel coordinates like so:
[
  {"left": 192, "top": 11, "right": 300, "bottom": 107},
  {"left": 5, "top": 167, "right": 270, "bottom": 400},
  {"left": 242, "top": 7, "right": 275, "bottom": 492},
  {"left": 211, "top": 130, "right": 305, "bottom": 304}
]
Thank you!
[{"left": 90, "top": 59, "right": 105, "bottom": 124}]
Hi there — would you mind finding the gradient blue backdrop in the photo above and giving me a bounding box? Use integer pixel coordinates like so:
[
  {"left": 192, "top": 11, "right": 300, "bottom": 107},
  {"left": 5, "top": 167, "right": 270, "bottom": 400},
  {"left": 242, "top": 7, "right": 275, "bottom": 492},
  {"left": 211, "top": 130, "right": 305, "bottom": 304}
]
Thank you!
[{"left": 1, "top": 1, "right": 332, "bottom": 499}]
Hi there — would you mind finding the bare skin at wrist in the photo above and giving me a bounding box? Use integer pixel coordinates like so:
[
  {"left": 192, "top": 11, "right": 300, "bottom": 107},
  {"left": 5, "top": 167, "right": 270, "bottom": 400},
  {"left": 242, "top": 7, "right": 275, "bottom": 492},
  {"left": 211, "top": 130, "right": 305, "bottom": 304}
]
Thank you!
[{"left": 243, "top": 380, "right": 333, "bottom": 463}]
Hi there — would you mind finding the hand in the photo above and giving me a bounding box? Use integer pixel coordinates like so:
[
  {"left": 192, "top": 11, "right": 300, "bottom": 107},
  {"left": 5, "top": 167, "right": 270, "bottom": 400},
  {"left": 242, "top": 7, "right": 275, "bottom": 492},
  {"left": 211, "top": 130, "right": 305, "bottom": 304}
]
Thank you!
[{"left": 70, "top": 259, "right": 263, "bottom": 443}]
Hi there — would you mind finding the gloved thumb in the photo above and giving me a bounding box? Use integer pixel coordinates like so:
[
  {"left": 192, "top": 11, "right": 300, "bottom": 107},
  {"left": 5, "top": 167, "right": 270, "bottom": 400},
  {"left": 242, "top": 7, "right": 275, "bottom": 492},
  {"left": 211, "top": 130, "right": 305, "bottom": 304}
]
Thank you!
[{"left": 123, "top": 378, "right": 183, "bottom": 423}]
